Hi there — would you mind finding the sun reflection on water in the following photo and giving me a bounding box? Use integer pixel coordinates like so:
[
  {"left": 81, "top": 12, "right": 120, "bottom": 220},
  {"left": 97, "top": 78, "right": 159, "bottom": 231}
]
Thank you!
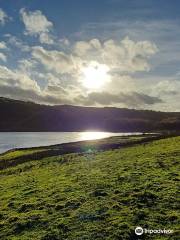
[{"left": 79, "top": 132, "right": 111, "bottom": 141}]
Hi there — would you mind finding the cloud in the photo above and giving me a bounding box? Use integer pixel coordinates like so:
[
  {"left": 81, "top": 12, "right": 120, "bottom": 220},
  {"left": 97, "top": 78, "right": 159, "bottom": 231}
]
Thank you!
[
  {"left": 29, "top": 37, "right": 159, "bottom": 107},
  {"left": 20, "top": 8, "right": 54, "bottom": 44},
  {"left": 0, "top": 41, "right": 7, "bottom": 49},
  {"left": 31, "top": 37, "right": 158, "bottom": 82},
  {"left": 0, "top": 4, "right": 178, "bottom": 112},
  {"left": 76, "top": 91, "right": 162, "bottom": 107},
  {"left": 0, "top": 84, "right": 71, "bottom": 105},
  {"left": 0, "top": 42, "right": 8, "bottom": 62},
  {"left": 149, "top": 79, "right": 180, "bottom": 111},
  {"left": 39, "top": 32, "right": 54, "bottom": 44},
  {"left": 2, "top": 63, "right": 160, "bottom": 108},
  {"left": 59, "top": 38, "right": 70, "bottom": 47},
  {"left": 74, "top": 37, "right": 158, "bottom": 73},
  {"left": 0, "top": 65, "right": 39, "bottom": 90},
  {"left": 20, "top": 8, "right": 53, "bottom": 34},
  {"left": 74, "top": 39, "right": 101, "bottom": 56},
  {"left": 46, "top": 85, "right": 67, "bottom": 94},
  {"left": 0, "top": 63, "right": 174, "bottom": 110},
  {"left": 43, "top": 73, "right": 61, "bottom": 85},
  {"left": 5, "top": 34, "right": 30, "bottom": 52},
  {"left": 0, "top": 53, "right": 7, "bottom": 62},
  {"left": 153, "top": 79, "right": 180, "bottom": 96},
  {"left": 32, "top": 46, "right": 75, "bottom": 74},
  {"left": 18, "top": 58, "right": 37, "bottom": 73},
  {"left": 0, "top": 65, "right": 72, "bottom": 105},
  {"left": 0, "top": 30, "right": 162, "bottom": 109},
  {"left": 0, "top": 8, "right": 9, "bottom": 25}
]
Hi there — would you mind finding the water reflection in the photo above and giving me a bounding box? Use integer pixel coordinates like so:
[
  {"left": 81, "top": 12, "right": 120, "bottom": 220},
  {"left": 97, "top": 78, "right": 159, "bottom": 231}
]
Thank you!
[
  {"left": 0, "top": 132, "right": 142, "bottom": 153},
  {"left": 79, "top": 131, "right": 114, "bottom": 141}
]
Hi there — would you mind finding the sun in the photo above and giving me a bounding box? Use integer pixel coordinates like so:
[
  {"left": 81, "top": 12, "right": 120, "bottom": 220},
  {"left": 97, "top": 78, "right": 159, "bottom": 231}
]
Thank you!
[{"left": 81, "top": 62, "right": 110, "bottom": 90}]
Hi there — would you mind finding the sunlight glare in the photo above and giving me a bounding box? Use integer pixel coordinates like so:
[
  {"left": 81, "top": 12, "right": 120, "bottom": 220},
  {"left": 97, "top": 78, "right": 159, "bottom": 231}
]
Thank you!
[
  {"left": 81, "top": 62, "right": 110, "bottom": 89},
  {"left": 79, "top": 131, "right": 110, "bottom": 141}
]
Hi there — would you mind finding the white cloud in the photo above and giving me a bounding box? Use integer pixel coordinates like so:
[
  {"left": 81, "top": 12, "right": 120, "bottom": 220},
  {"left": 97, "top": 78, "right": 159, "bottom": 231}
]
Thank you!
[
  {"left": 0, "top": 53, "right": 7, "bottom": 62},
  {"left": 5, "top": 34, "right": 30, "bottom": 52},
  {"left": 59, "top": 38, "right": 70, "bottom": 47},
  {"left": 32, "top": 46, "right": 75, "bottom": 74},
  {"left": 20, "top": 8, "right": 53, "bottom": 34},
  {"left": 0, "top": 41, "right": 7, "bottom": 49},
  {"left": 0, "top": 41, "right": 7, "bottom": 62},
  {"left": 0, "top": 65, "right": 39, "bottom": 90},
  {"left": 0, "top": 31, "right": 166, "bottom": 109},
  {"left": 74, "top": 39, "right": 101, "bottom": 56},
  {"left": 0, "top": 8, "right": 9, "bottom": 25},
  {"left": 74, "top": 37, "right": 158, "bottom": 73},
  {"left": 31, "top": 37, "right": 158, "bottom": 93},
  {"left": 45, "top": 73, "right": 61, "bottom": 85},
  {"left": 18, "top": 58, "right": 37, "bottom": 73},
  {"left": 28, "top": 37, "right": 159, "bottom": 108},
  {"left": 39, "top": 32, "right": 54, "bottom": 44},
  {"left": 152, "top": 79, "right": 180, "bottom": 97},
  {"left": 20, "top": 8, "right": 54, "bottom": 44},
  {"left": 0, "top": 65, "right": 72, "bottom": 105}
]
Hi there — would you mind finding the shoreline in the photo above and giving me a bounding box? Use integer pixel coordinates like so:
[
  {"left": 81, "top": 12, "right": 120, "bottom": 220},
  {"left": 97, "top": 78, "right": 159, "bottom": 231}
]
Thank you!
[
  {"left": 0, "top": 132, "right": 149, "bottom": 155},
  {"left": 0, "top": 133, "right": 177, "bottom": 170},
  {"left": 0, "top": 133, "right": 157, "bottom": 155}
]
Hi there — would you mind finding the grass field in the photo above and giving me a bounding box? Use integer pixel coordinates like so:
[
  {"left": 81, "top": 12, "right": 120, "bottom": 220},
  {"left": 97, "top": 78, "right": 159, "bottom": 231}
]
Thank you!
[{"left": 0, "top": 136, "right": 179, "bottom": 239}]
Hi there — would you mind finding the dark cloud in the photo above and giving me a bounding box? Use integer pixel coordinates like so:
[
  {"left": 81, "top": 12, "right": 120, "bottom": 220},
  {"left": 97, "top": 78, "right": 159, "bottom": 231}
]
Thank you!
[
  {"left": 76, "top": 91, "right": 162, "bottom": 107},
  {"left": 0, "top": 85, "right": 72, "bottom": 105},
  {"left": 46, "top": 85, "right": 67, "bottom": 94},
  {"left": 159, "top": 90, "right": 178, "bottom": 96}
]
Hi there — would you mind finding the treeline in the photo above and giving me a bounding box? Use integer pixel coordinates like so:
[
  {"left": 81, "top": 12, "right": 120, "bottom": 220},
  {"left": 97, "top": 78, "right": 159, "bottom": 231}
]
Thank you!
[{"left": 0, "top": 97, "right": 179, "bottom": 132}]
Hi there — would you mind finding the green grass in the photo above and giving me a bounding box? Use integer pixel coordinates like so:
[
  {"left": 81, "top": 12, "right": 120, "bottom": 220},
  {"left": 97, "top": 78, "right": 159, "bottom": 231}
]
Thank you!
[
  {"left": 0, "top": 149, "right": 45, "bottom": 161},
  {"left": 0, "top": 136, "right": 179, "bottom": 239},
  {"left": 0, "top": 134, "right": 162, "bottom": 170}
]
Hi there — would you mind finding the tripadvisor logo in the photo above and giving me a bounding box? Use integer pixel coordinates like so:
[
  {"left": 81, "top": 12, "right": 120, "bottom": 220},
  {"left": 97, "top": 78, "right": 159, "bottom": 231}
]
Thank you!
[
  {"left": 135, "top": 227, "right": 143, "bottom": 235},
  {"left": 135, "top": 226, "right": 173, "bottom": 235}
]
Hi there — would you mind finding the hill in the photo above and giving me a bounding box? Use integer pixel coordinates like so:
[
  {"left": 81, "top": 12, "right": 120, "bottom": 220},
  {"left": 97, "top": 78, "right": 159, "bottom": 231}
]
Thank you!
[
  {"left": 0, "top": 136, "right": 179, "bottom": 239},
  {"left": 0, "top": 97, "right": 180, "bottom": 132}
]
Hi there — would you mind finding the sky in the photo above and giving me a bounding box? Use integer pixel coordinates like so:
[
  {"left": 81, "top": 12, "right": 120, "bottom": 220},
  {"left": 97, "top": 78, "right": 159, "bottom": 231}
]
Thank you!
[{"left": 0, "top": 0, "right": 180, "bottom": 111}]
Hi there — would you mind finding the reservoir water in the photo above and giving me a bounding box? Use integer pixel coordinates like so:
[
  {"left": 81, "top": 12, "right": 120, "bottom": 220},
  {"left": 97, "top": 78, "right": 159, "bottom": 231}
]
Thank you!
[{"left": 0, "top": 132, "right": 141, "bottom": 153}]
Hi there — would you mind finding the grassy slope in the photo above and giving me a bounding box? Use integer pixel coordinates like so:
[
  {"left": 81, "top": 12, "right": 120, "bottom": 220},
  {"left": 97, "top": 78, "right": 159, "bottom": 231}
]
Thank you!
[
  {"left": 0, "top": 137, "right": 179, "bottom": 240},
  {"left": 0, "top": 134, "right": 167, "bottom": 170}
]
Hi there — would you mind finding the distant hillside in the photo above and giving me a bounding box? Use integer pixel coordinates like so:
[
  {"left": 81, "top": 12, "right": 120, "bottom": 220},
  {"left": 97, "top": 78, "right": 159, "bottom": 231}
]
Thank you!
[{"left": 0, "top": 97, "right": 179, "bottom": 132}]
